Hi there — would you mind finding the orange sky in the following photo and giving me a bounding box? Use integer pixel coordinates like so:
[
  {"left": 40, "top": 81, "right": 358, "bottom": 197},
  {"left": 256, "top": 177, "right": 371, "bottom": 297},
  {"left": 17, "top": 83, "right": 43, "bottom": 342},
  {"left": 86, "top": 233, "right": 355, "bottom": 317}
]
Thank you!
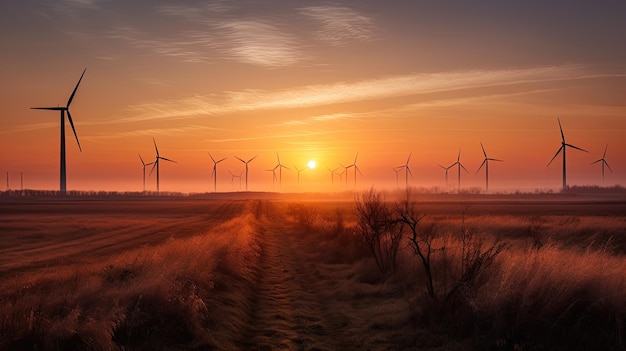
[{"left": 1, "top": 2, "right": 625, "bottom": 193}]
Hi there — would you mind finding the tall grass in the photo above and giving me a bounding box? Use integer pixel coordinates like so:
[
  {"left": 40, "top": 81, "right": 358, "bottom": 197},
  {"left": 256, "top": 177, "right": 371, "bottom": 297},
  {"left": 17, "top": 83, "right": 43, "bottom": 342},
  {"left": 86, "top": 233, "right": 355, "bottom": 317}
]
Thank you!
[{"left": 0, "top": 203, "right": 261, "bottom": 350}]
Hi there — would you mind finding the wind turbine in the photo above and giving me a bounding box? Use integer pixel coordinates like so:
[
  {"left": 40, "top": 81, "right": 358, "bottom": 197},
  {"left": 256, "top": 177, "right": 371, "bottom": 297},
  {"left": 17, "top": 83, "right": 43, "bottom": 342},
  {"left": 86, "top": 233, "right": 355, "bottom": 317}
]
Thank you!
[
  {"left": 295, "top": 165, "right": 306, "bottom": 186},
  {"left": 476, "top": 142, "right": 503, "bottom": 193},
  {"left": 266, "top": 165, "right": 278, "bottom": 191},
  {"left": 392, "top": 167, "right": 402, "bottom": 187},
  {"left": 336, "top": 167, "right": 346, "bottom": 187},
  {"left": 149, "top": 138, "right": 177, "bottom": 194},
  {"left": 235, "top": 155, "right": 257, "bottom": 191},
  {"left": 31, "top": 68, "right": 86, "bottom": 195},
  {"left": 547, "top": 118, "right": 588, "bottom": 191},
  {"left": 209, "top": 153, "right": 227, "bottom": 192},
  {"left": 229, "top": 170, "right": 242, "bottom": 191},
  {"left": 451, "top": 148, "right": 469, "bottom": 192},
  {"left": 590, "top": 145, "right": 612, "bottom": 185},
  {"left": 275, "top": 153, "right": 289, "bottom": 189},
  {"left": 438, "top": 164, "right": 454, "bottom": 187},
  {"left": 396, "top": 153, "right": 412, "bottom": 188},
  {"left": 138, "top": 153, "right": 153, "bottom": 193},
  {"left": 346, "top": 152, "right": 362, "bottom": 190}
]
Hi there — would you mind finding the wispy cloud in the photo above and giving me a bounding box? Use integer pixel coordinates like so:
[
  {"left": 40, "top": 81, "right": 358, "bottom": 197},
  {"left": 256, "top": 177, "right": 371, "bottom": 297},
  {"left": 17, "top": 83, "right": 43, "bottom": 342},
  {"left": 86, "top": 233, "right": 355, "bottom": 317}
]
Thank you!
[
  {"left": 121, "top": 64, "right": 602, "bottom": 122},
  {"left": 215, "top": 20, "right": 301, "bottom": 67},
  {"left": 83, "top": 125, "right": 218, "bottom": 141},
  {"left": 300, "top": 4, "right": 374, "bottom": 46}
]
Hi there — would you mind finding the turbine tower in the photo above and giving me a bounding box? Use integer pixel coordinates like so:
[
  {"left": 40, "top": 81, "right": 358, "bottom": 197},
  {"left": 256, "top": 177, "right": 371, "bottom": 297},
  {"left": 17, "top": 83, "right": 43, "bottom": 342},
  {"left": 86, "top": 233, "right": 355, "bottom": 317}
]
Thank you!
[
  {"left": 235, "top": 156, "right": 257, "bottom": 191},
  {"left": 547, "top": 118, "right": 588, "bottom": 191},
  {"left": 149, "top": 138, "right": 177, "bottom": 194},
  {"left": 392, "top": 167, "right": 402, "bottom": 187},
  {"left": 209, "top": 153, "right": 227, "bottom": 192},
  {"left": 590, "top": 145, "right": 612, "bottom": 185},
  {"left": 476, "top": 142, "right": 503, "bottom": 193},
  {"left": 31, "top": 68, "right": 86, "bottom": 195},
  {"left": 138, "top": 153, "right": 153, "bottom": 193},
  {"left": 451, "top": 148, "right": 469, "bottom": 192},
  {"left": 396, "top": 153, "right": 412, "bottom": 189}
]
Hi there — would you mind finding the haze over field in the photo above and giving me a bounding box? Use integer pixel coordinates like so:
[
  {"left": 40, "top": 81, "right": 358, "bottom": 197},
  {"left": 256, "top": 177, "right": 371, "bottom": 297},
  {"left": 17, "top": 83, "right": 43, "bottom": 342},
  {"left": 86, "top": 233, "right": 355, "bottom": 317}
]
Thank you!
[{"left": 1, "top": 1, "right": 626, "bottom": 193}]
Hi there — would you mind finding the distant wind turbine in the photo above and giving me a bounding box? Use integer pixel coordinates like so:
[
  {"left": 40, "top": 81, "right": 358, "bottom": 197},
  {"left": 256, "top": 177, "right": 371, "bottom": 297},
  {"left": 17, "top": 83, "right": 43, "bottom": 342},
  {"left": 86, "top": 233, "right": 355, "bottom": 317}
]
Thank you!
[
  {"left": 235, "top": 155, "right": 257, "bottom": 191},
  {"left": 138, "top": 153, "right": 153, "bottom": 193},
  {"left": 149, "top": 138, "right": 177, "bottom": 194},
  {"left": 451, "top": 148, "right": 469, "bottom": 192},
  {"left": 275, "top": 153, "right": 289, "bottom": 189},
  {"left": 209, "top": 153, "right": 227, "bottom": 192},
  {"left": 438, "top": 164, "right": 454, "bottom": 187},
  {"left": 346, "top": 153, "right": 362, "bottom": 190},
  {"left": 266, "top": 165, "right": 278, "bottom": 191},
  {"left": 547, "top": 118, "right": 588, "bottom": 191},
  {"left": 295, "top": 165, "right": 306, "bottom": 186},
  {"left": 229, "top": 170, "right": 242, "bottom": 191},
  {"left": 590, "top": 145, "right": 613, "bottom": 185},
  {"left": 392, "top": 167, "right": 402, "bottom": 187},
  {"left": 396, "top": 153, "right": 412, "bottom": 189},
  {"left": 476, "top": 142, "right": 503, "bottom": 193},
  {"left": 31, "top": 68, "right": 86, "bottom": 195}
]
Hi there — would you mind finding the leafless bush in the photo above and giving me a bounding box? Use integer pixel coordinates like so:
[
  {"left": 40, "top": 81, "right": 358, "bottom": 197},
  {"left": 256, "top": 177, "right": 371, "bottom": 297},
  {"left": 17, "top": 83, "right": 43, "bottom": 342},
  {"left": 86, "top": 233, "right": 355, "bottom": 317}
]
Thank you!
[
  {"left": 287, "top": 203, "right": 320, "bottom": 230},
  {"left": 355, "top": 188, "right": 403, "bottom": 279}
]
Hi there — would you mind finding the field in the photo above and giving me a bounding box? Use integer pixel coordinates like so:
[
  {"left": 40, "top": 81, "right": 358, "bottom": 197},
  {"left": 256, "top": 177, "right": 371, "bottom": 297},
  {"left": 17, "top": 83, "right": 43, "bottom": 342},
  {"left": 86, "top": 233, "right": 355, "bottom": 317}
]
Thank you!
[{"left": 1, "top": 194, "right": 626, "bottom": 350}]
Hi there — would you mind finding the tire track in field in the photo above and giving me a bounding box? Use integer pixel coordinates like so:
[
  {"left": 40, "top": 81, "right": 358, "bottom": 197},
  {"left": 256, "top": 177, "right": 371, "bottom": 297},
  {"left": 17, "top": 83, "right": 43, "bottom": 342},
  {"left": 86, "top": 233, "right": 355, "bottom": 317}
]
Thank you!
[
  {"left": 0, "top": 201, "right": 245, "bottom": 276},
  {"left": 236, "top": 201, "right": 342, "bottom": 351}
]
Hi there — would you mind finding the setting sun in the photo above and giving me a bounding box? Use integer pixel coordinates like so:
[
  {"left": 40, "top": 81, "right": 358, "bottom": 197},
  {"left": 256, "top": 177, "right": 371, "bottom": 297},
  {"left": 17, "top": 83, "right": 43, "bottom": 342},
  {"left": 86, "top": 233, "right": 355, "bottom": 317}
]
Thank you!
[{"left": 307, "top": 160, "right": 316, "bottom": 169}]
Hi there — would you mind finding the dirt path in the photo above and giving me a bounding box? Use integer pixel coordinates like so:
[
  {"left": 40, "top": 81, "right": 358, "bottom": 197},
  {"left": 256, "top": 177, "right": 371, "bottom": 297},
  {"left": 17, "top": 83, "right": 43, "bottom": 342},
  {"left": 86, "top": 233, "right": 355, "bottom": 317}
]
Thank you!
[{"left": 234, "top": 201, "right": 346, "bottom": 351}]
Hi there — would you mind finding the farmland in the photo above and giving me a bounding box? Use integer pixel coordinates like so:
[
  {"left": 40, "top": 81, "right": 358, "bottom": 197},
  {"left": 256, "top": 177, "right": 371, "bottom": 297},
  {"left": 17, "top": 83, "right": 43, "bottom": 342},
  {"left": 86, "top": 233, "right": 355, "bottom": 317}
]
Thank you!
[{"left": 1, "top": 193, "right": 625, "bottom": 350}]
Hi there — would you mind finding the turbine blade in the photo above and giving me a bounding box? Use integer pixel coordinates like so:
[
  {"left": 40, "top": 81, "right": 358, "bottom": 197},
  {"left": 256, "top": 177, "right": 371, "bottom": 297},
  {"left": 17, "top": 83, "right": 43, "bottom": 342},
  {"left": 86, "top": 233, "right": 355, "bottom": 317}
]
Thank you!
[
  {"left": 605, "top": 160, "right": 613, "bottom": 173},
  {"left": 557, "top": 118, "right": 565, "bottom": 142},
  {"left": 153, "top": 137, "right": 159, "bottom": 156},
  {"left": 407, "top": 166, "right": 413, "bottom": 176},
  {"left": 356, "top": 165, "right": 363, "bottom": 175},
  {"left": 457, "top": 148, "right": 461, "bottom": 162},
  {"left": 217, "top": 158, "right": 227, "bottom": 163},
  {"left": 603, "top": 144, "right": 608, "bottom": 158},
  {"left": 66, "top": 110, "right": 82, "bottom": 152},
  {"left": 480, "top": 142, "right": 487, "bottom": 158},
  {"left": 139, "top": 153, "right": 145, "bottom": 166},
  {"left": 149, "top": 160, "right": 158, "bottom": 175},
  {"left": 406, "top": 152, "right": 412, "bottom": 164},
  {"left": 281, "top": 164, "right": 290, "bottom": 170},
  {"left": 438, "top": 164, "right": 446, "bottom": 170},
  {"left": 67, "top": 68, "right": 86, "bottom": 107},
  {"left": 160, "top": 157, "right": 177, "bottom": 163},
  {"left": 489, "top": 158, "right": 504, "bottom": 162},
  {"left": 276, "top": 152, "right": 280, "bottom": 164},
  {"left": 354, "top": 152, "right": 359, "bottom": 163},
  {"left": 565, "top": 143, "right": 588, "bottom": 153},
  {"left": 460, "top": 163, "right": 469, "bottom": 173},
  {"left": 590, "top": 159, "right": 602, "bottom": 165},
  {"left": 476, "top": 160, "right": 486, "bottom": 174},
  {"left": 248, "top": 155, "right": 257, "bottom": 163},
  {"left": 209, "top": 153, "right": 216, "bottom": 163},
  {"left": 547, "top": 146, "right": 563, "bottom": 166},
  {"left": 234, "top": 156, "right": 245, "bottom": 163},
  {"left": 31, "top": 107, "right": 64, "bottom": 110}
]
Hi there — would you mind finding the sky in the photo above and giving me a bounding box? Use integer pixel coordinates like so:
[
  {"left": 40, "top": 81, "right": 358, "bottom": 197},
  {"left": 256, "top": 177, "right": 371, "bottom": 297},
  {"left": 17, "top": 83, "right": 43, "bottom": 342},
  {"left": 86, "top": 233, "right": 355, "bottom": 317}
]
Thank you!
[{"left": 1, "top": 1, "right": 626, "bottom": 193}]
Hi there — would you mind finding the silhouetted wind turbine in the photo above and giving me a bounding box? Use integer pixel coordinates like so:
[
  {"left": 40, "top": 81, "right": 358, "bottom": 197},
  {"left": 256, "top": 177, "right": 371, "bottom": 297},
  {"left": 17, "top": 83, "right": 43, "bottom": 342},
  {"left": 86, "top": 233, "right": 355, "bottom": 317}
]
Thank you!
[
  {"left": 266, "top": 165, "right": 278, "bottom": 191},
  {"left": 547, "top": 118, "right": 588, "bottom": 191},
  {"left": 476, "top": 142, "right": 503, "bottom": 193},
  {"left": 31, "top": 68, "right": 86, "bottom": 195},
  {"left": 451, "top": 149, "right": 469, "bottom": 192},
  {"left": 209, "top": 153, "right": 227, "bottom": 192},
  {"left": 438, "top": 164, "right": 454, "bottom": 187},
  {"left": 590, "top": 145, "right": 612, "bottom": 185},
  {"left": 275, "top": 153, "right": 289, "bottom": 189},
  {"left": 392, "top": 167, "right": 402, "bottom": 187},
  {"left": 346, "top": 153, "right": 362, "bottom": 190},
  {"left": 229, "top": 170, "right": 242, "bottom": 191},
  {"left": 235, "top": 155, "right": 256, "bottom": 191},
  {"left": 396, "top": 153, "right": 412, "bottom": 188},
  {"left": 138, "top": 153, "right": 153, "bottom": 193},
  {"left": 295, "top": 165, "right": 306, "bottom": 186},
  {"left": 149, "top": 138, "right": 177, "bottom": 194}
]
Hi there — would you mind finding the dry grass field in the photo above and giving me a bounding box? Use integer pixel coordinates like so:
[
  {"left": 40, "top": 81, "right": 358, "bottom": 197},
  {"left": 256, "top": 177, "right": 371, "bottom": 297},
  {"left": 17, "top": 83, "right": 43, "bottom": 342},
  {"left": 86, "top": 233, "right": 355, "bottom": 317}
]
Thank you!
[{"left": 1, "top": 193, "right": 625, "bottom": 350}]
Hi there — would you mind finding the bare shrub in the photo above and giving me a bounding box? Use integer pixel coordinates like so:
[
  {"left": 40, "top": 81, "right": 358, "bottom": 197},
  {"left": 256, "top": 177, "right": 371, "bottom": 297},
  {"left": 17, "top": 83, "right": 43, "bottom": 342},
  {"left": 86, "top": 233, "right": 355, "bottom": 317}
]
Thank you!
[
  {"left": 287, "top": 203, "right": 320, "bottom": 230},
  {"left": 355, "top": 188, "right": 403, "bottom": 279}
]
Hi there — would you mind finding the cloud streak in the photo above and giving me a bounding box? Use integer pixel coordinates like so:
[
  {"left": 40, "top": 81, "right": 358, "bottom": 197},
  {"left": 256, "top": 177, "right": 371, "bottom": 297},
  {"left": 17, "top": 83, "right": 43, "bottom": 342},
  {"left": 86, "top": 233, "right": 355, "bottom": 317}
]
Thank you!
[
  {"left": 300, "top": 4, "right": 374, "bottom": 46},
  {"left": 122, "top": 64, "right": 606, "bottom": 122}
]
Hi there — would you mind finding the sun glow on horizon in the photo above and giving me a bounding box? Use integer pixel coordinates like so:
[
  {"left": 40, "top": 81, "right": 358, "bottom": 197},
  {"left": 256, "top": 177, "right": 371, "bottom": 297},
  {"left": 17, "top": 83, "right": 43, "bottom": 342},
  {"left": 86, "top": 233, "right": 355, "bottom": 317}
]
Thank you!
[{"left": 307, "top": 160, "right": 316, "bottom": 169}]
